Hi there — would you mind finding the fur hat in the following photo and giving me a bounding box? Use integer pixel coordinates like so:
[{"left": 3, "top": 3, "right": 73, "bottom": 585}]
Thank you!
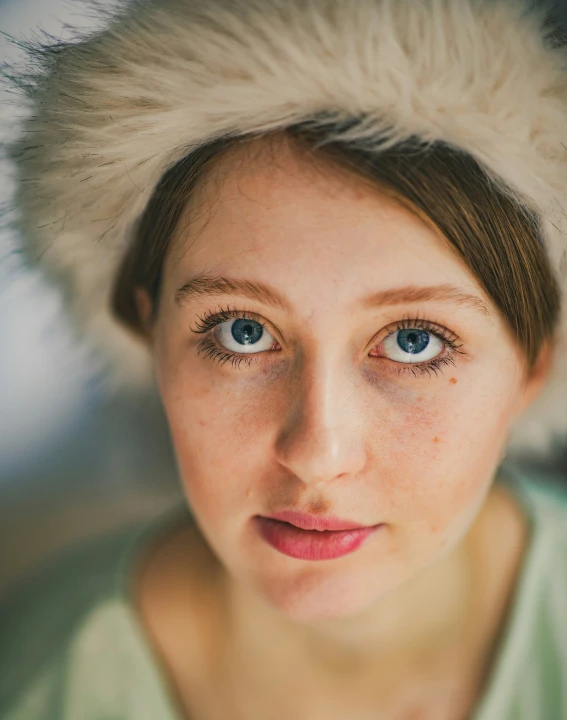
[{"left": 1, "top": 0, "right": 566, "bottom": 455}]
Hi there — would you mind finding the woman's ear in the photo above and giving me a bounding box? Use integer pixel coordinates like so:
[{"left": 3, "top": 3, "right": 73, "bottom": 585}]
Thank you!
[
  {"left": 515, "top": 339, "right": 554, "bottom": 416},
  {"left": 134, "top": 286, "right": 154, "bottom": 340}
]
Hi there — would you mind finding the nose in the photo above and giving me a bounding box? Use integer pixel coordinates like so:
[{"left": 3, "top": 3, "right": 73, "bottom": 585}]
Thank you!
[{"left": 274, "top": 353, "right": 367, "bottom": 487}]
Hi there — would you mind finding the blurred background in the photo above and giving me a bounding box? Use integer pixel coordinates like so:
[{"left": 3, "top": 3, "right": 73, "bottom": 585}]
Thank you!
[
  {"left": 0, "top": 0, "right": 566, "bottom": 598},
  {"left": 0, "top": 0, "right": 183, "bottom": 597}
]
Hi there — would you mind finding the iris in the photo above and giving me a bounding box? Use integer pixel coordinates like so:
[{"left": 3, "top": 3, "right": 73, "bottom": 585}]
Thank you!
[
  {"left": 397, "top": 329, "right": 430, "bottom": 355},
  {"left": 232, "top": 319, "right": 264, "bottom": 345}
]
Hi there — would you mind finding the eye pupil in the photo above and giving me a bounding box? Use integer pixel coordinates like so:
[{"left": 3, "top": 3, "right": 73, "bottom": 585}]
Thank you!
[
  {"left": 397, "top": 329, "right": 430, "bottom": 354},
  {"left": 231, "top": 318, "right": 263, "bottom": 345}
]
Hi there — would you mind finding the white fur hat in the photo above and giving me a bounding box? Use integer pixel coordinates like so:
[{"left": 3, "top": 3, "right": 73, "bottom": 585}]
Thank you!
[{"left": 1, "top": 0, "right": 566, "bottom": 455}]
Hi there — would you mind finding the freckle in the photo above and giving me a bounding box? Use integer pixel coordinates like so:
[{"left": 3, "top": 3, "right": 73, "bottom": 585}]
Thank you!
[
  {"left": 433, "top": 436, "right": 440, "bottom": 443},
  {"left": 449, "top": 377, "right": 457, "bottom": 384},
  {"left": 308, "top": 497, "right": 331, "bottom": 514}
]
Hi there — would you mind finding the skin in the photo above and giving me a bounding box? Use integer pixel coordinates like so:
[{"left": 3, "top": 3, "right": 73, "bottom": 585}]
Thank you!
[{"left": 135, "top": 134, "right": 551, "bottom": 718}]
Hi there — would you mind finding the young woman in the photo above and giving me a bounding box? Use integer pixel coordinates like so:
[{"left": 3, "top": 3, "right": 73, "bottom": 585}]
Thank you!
[{"left": 1, "top": 0, "right": 566, "bottom": 718}]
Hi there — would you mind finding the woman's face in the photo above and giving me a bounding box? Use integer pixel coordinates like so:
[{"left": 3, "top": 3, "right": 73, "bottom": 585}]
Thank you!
[{"left": 148, "top": 138, "right": 542, "bottom": 622}]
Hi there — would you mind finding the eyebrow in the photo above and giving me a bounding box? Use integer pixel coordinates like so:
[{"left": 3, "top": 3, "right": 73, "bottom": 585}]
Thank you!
[{"left": 175, "top": 275, "right": 492, "bottom": 317}]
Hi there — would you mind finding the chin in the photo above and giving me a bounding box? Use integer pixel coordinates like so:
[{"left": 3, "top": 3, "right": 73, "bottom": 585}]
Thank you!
[{"left": 252, "top": 563, "right": 406, "bottom": 624}]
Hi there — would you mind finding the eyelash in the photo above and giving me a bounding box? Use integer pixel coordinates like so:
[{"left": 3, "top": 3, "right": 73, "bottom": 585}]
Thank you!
[{"left": 190, "top": 305, "right": 465, "bottom": 377}]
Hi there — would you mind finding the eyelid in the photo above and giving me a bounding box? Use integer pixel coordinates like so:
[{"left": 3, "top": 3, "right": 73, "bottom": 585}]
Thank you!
[
  {"left": 191, "top": 305, "right": 283, "bottom": 344},
  {"left": 373, "top": 313, "right": 461, "bottom": 346},
  {"left": 192, "top": 307, "right": 462, "bottom": 349},
  {"left": 190, "top": 305, "right": 465, "bottom": 362},
  {"left": 193, "top": 307, "right": 466, "bottom": 377}
]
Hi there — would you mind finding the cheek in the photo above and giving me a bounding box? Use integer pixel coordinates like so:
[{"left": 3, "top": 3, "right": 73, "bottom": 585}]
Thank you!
[
  {"left": 158, "top": 335, "right": 520, "bottom": 566},
  {"left": 160, "top": 365, "right": 281, "bottom": 520},
  {"left": 375, "top": 376, "right": 514, "bottom": 548}
]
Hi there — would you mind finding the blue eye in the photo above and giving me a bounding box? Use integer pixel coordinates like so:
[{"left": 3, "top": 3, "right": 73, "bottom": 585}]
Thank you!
[
  {"left": 382, "top": 328, "right": 444, "bottom": 364},
  {"left": 215, "top": 318, "right": 275, "bottom": 354},
  {"left": 191, "top": 306, "right": 464, "bottom": 376}
]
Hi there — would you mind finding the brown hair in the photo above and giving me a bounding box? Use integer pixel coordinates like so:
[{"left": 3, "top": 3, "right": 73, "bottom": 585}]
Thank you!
[{"left": 111, "top": 124, "right": 561, "bottom": 371}]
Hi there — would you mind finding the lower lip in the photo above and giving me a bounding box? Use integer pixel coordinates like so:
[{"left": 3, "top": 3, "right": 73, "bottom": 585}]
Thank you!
[{"left": 254, "top": 517, "right": 383, "bottom": 560}]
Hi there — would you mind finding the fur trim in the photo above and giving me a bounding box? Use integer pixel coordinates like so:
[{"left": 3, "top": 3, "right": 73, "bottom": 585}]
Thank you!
[{"left": 1, "top": 0, "right": 566, "bottom": 454}]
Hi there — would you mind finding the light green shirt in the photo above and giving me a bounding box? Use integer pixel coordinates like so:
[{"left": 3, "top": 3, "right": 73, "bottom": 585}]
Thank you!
[{"left": 1, "top": 464, "right": 567, "bottom": 719}]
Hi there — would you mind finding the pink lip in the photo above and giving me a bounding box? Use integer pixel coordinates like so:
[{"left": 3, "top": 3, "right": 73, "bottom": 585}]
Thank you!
[
  {"left": 265, "top": 510, "right": 370, "bottom": 531},
  {"left": 254, "top": 515, "right": 384, "bottom": 561}
]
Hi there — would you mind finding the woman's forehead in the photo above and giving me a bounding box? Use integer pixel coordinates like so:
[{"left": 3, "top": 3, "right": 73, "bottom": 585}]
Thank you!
[{"left": 166, "top": 144, "right": 476, "bottom": 296}]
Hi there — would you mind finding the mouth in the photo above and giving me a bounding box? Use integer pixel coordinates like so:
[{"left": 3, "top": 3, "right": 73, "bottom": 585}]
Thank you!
[
  {"left": 253, "top": 515, "right": 383, "bottom": 561},
  {"left": 261, "top": 509, "right": 372, "bottom": 532}
]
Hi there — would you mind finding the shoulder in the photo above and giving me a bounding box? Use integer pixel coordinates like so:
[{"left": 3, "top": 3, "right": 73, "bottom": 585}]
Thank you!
[
  {"left": 0, "top": 516, "right": 164, "bottom": 717},
  {"left": 504, "top": 464, "right": 567, "bottom": 577},
  {"left": 502, "top": 463, "right": 567, "bottom": 650},
  {"left": 513, "top": 464, "right": 567, "bottom": 529},
  {"left": 501, "top": 465, "right": 567, "bottom": 715}
]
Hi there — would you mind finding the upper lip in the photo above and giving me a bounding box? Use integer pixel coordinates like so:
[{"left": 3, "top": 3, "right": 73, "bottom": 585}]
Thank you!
[{"left": 263, "top": 510, "right": 371, "bottom": 531}]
